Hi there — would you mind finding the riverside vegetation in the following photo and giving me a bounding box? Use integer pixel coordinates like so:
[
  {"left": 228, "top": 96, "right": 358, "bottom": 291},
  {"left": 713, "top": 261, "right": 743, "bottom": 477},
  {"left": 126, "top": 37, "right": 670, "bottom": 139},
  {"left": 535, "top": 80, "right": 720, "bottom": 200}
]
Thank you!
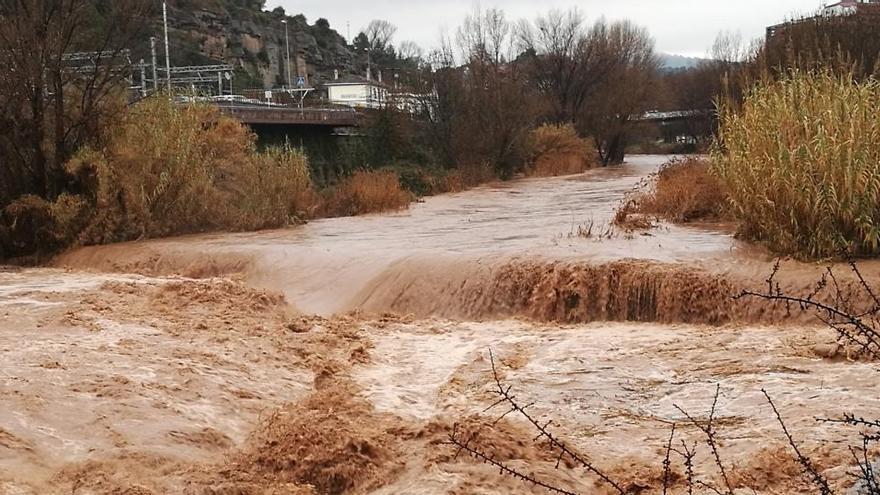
[
  {"left": 0, "top": 94, "right": 599, "bottom": 260},
  {"left": 618, "top": 70, "right": 880, "bottom": 260},
  {"left": 0, "top": 97, "right": 415, "bottom": 259},
  {"left": 1, "top": 2, "right": 674, "bottom": 260}
]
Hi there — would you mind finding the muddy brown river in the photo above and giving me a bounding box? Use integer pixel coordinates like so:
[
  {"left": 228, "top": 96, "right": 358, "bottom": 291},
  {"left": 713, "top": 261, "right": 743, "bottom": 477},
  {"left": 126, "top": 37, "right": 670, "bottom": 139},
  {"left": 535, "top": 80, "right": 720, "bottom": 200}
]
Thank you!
[{"left": 1, "top": 155, "right": 878, "bottom": 494}]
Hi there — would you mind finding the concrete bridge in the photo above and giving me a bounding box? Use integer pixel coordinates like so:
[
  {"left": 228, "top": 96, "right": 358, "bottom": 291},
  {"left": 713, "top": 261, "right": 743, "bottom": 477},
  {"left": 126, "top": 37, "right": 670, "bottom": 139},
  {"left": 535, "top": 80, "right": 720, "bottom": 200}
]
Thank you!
[{"left": 215, "top": 104, "right": 360, "bottom": 128}]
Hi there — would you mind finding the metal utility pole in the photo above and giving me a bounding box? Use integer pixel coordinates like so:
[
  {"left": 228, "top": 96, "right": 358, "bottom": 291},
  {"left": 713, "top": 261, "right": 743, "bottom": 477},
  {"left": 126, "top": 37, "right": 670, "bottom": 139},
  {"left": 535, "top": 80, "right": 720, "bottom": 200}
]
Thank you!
[
  {"left": 139, "top": 59, "right": 147, "bottom": 97},
  {"left": 218, "top": 71, "right": 223, "bottom": 95},
  {"left": 365, "top": 47, "right": 371, "bottom": 81},
  {"left": 281, "top": 19, "right": 292, "bottom": 88},
  {"left": 163, "top": 1, "right": 171, "bottom": 91},
  {"left": 150, "top": 37, "right": 158, "bottom": 91}
]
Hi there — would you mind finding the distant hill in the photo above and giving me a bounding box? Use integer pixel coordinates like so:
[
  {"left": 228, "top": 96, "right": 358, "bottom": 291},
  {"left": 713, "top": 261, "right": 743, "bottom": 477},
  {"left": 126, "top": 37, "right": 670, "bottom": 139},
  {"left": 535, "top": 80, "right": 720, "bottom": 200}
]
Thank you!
[{"left": 660, "top": 53, "right": 710, "bottom": 70}]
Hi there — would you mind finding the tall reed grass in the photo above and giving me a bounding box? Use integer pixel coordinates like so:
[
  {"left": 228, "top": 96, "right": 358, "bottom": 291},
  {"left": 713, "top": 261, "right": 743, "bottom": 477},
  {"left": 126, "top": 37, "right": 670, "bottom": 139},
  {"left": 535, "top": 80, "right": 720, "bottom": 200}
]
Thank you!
[{"left": 713, "top": 71, "right": 880, "bottom": 258}]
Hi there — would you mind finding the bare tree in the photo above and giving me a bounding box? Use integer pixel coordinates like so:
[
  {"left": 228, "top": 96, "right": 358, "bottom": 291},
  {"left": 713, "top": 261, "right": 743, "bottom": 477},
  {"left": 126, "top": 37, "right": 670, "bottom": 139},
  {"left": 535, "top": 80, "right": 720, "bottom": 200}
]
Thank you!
[
  {"left": 455, "top": 7, "right": 537, "bottom": 176},
  {"left": 518, "top": 12, "right": 659, "bottom": 164},
  {"left": 581, "top": 20, "right": 660, "bottom": 165},
  {"left": 517, "top": 9, "right": 616, "bottom": 124},
  {"left": 362, "top": 19, "right": 397, "bottom": 53},
  {"left": 711, "top": 30, "right": 748, "bottom": 65},
  {"left": 397, "top": 40, "right": 423, "bottom": 62},
  {"left": 0, "top": 0, "right": 152, "bottom": 206}
]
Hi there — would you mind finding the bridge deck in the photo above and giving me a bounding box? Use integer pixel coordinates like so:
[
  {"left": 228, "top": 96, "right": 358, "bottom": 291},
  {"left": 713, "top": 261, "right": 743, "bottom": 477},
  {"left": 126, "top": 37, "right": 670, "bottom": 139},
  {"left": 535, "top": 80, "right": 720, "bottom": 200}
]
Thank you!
[{"left": 217, "top": 105, "right": 360, "bottom": 127}]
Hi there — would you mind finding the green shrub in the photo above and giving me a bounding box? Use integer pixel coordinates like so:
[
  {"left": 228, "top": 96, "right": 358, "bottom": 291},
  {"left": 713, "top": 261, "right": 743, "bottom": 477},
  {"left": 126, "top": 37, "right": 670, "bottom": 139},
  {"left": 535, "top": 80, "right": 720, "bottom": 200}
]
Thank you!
[{"left": 713, "top": 71, "right": 880, "bottom": 258}]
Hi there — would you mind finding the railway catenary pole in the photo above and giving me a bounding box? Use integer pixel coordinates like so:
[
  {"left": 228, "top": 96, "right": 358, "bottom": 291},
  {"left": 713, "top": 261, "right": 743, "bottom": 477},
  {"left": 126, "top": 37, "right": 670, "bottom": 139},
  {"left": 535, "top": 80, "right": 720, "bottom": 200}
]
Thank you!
[
  {"left": 282, "top": 19, "right": 292, "bottom": 89},
  {"left": 150, "top": 37, "right": 158, "bottom": 91},
  {"left": 163, "top": 2, "right": 171, "bottom": 91},
  {"left": 140, "top": 59, "right": 147, "bottom": 96}
]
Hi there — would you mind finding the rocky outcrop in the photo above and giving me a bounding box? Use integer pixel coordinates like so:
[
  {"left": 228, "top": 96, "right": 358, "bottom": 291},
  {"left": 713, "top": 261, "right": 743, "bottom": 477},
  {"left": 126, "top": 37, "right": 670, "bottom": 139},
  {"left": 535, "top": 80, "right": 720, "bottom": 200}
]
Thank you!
[{"left": 157, "top": 1, "right": 359, "bottom": 89}]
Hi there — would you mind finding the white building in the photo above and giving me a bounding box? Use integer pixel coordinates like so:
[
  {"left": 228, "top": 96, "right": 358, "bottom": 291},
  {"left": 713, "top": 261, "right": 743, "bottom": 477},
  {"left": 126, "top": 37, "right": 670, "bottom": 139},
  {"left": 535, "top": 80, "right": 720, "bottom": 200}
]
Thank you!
[
  {"left": 325, "top": 79, "right": 388, "bottom": 109},
  {"left": 823, "top": 0, "right": 880, "bottom": 16}
]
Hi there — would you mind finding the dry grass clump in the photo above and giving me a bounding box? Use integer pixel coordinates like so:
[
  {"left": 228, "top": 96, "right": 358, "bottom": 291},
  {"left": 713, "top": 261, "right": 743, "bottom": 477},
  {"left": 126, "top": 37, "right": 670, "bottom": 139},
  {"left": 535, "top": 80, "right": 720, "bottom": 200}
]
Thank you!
[
  {"left": 526, "top": 124, "right": 597, "bottom": 177},
  {"left": 317, "top": 170, "right": 413, "bottom": 218},
  {"left": 220, "top": 144, "right": 314, "bottom": 230},
  {"left": 614, "top": 157, "right": 728, "bottom": 228},
  {"left": 63, "top": 96, "right": 313, "bottom": 244},
  {"left": 713, "top": 70, "right": 880, "bottom": 259},
  {"left": 443, "top": 161, "right": 497, "bottom": 192}
]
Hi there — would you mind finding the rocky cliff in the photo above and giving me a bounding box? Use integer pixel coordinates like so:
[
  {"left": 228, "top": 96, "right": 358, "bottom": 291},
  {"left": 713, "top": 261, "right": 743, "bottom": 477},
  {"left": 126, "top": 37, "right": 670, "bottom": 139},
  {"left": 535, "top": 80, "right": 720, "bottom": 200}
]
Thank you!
[{"left": 155, "top": 0, "right": 362, "bottom": 89}]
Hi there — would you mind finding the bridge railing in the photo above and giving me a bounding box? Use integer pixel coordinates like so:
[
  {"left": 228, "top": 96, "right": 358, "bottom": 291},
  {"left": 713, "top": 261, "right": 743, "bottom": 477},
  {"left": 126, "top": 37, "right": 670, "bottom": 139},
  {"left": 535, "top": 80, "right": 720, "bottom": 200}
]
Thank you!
[{"left": 216, "top": 105, "right": 360, "bottom": 126}]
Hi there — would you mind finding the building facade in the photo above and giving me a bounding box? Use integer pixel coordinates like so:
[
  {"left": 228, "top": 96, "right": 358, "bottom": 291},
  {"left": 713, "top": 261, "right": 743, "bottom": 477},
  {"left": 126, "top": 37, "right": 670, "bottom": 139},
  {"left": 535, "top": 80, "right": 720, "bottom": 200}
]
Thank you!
[
  {"left": 325, "top": 80, "right": 388, "bottom": 109},
  {"left": 768, "top": 0, "right": 880, "bottom": 38}
]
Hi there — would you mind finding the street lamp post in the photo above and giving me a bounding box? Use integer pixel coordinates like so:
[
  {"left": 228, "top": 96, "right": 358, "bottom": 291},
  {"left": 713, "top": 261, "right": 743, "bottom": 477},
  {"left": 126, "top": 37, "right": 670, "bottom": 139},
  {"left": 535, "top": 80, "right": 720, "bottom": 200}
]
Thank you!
[{"left": 281, "top": 19, "right": 292, "bottom": 88}]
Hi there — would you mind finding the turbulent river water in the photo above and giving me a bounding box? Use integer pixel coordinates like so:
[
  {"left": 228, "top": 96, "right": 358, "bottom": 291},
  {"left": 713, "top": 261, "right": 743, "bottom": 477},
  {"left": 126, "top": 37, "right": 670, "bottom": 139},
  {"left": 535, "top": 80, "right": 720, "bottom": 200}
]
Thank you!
[
  {"left": 53, "top": 155, "right": 746, "bottom": 317},
  {"left": 1, "top": 155, "right": 878, "bottom": 494}
]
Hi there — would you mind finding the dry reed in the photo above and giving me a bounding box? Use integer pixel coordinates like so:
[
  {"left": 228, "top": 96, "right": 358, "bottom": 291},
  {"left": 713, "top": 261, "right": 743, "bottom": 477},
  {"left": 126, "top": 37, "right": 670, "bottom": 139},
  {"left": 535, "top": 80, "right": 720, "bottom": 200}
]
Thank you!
[
  {"left": 615, "top": 157, "right": 727, "bottom": 227},
  {"left": 65, "top": 96, "right": 313, "bottom": 243},
  {"left": 713, "top": 71, "right": 880, "bottom": 258},
  {"left": 317, "top": 169, "right": 413, "bottom": 218}
]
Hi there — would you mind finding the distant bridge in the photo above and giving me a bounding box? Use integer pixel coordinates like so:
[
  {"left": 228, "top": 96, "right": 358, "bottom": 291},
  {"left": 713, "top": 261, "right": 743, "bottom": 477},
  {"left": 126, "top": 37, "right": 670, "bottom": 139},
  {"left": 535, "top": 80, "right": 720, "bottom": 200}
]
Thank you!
[
  {"left": 215, "top": 104, "right": 360, "bottom": 128},
  {"left": 637, "top": 110, "right": 709, "bottom": 124}
]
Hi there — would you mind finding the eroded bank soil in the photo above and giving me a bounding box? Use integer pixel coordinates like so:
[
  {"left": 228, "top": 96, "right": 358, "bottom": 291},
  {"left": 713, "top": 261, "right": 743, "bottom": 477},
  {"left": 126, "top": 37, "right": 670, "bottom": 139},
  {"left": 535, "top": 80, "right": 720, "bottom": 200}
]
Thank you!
[{"left": 1, "top": 269, "right": 877, "bottom": 494}]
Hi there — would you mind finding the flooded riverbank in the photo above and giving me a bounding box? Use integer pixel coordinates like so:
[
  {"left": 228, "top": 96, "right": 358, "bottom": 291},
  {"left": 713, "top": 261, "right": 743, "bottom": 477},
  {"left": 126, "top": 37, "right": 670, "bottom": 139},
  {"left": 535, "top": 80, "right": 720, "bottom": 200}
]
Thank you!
[{"left": 2, "top": 155, "right": 878, "bottom": 494}]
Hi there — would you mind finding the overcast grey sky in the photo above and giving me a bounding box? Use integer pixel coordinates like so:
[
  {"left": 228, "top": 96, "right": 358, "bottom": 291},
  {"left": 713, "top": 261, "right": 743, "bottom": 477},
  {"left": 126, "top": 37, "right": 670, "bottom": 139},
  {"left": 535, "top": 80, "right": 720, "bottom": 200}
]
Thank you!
[{"left": 267, "top": 0, "right": 829, "bottom": 57}]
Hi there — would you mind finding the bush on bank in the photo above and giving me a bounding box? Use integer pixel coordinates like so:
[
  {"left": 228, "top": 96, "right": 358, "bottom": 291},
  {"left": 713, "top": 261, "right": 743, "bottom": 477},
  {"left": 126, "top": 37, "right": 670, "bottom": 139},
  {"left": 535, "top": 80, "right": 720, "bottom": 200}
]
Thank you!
[
  {"left": 1, "top": 97, "right": 314, "bottom": 258},
  {"left": 526, "top": 124, "right": 598, "bottom": 177},
  {"left": 614, "top": 157, "right": 728, "bottom": 227},
  {"left": 713, "top": 71, "right": 880, "bottom": 258},
  {"left": 68, "top": 97, "right": 314, "bottom": 243}
]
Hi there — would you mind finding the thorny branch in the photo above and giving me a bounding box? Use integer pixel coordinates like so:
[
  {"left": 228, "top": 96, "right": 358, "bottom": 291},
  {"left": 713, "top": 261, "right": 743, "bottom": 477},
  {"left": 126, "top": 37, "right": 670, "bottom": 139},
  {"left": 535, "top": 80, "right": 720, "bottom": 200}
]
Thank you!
[
  {"left": 735, "top": 259, "right": 880, "bottom": 361},
  {"left": 673, "top": 384, "right": 734, "bottom": 495},
  {"left": 447, "top": 423, "right": 580, "bottom": 495},
  {"left": 820, "top": 413, "right": 880, "bottom": 494},
  {"left": 483, "top": 349, "right": 626, "bottom": 493},
  {"left": 447, "top": 349, "right": 625, "bottom": 494},
  {"left": 662, "top": 423, "right": 676, "bottom": 495},
  {"left": 762, "top": 389, "right": 835, "bottom": 495}
]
